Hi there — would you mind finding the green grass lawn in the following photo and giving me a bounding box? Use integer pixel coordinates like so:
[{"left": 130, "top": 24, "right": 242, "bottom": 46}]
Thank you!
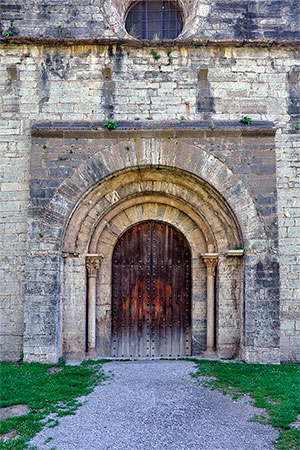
[
  {"left": 0, "top": 359, "right": 108, "bottom": 450},
  {"left": 191, "top": 359, "right": 300, "bottom": 450},
  {"left": 1, "top": 358, "right": 299, "bottom": 450}
]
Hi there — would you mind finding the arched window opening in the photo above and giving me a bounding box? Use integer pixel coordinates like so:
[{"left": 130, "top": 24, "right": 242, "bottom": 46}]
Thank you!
[{"left": 125, "top": 0, "right": 183, "bottom": 40}]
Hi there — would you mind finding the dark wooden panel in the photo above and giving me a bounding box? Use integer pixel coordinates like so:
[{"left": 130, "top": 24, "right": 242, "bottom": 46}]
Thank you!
[{"left": 111, "top": 221, "right": 191, "bottom": 357}]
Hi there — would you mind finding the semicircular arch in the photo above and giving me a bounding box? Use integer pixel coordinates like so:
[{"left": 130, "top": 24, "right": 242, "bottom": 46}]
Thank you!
[
  {"left": 91, "top": 200, "right": 207, "bottom": 258},
  {"left": 41, "top": 142, "right": 266, "bottom": 255},
  {"left": 62, "top": 168, "right": 243, "bottom": 255}
]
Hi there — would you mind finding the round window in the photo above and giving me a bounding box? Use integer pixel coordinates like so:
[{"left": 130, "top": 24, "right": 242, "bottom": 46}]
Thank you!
[{"left": 125, "top": 0, "right": 183, "bottom": 40}]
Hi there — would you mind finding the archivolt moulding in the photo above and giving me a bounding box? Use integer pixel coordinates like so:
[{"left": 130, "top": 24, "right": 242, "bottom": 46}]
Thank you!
[
  {"left": 42, "top": 141, "right": 265, "bottom": 256},
  {"left": 62, "top": 168, "right": 243, "bottom": 255}
]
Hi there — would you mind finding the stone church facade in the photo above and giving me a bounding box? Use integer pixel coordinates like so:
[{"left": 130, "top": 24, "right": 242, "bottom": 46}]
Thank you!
[{"left": 0, "top": 0, "right": 299, "bottom": 364}]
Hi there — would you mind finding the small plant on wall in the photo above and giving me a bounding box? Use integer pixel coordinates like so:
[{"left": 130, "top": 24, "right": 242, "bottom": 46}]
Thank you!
[
  {"left": 103, "top": 121, "right": 118, "bottom": 130},
  {"left": 239, "top": 116, "right": 253, "bottom": 125},
  {"left": 150, "top": 49, "right": 160, "bottom": 61}
]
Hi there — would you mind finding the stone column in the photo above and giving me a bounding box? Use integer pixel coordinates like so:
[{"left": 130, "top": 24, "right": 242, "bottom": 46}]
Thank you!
[
  {"left": 86, "top": 254, "right": 103, "bottom": 356},
  {"left": 201, "top": 253, "right": 218, "bottom": 356}
]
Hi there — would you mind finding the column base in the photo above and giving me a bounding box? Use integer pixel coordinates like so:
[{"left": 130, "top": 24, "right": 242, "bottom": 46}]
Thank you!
[
  {"left": 201, "top": 348, "right": 218, "bottom": 359},
  {"left": 86, "top": 349, "right": 98, "bottom": 360}
]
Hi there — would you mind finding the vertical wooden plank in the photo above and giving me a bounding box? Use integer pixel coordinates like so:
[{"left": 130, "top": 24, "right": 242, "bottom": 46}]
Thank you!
[
  {"left": 165, "top": 223, "right": 172, "bottom": 357},
  {"left": 179, "top": 237, "right": 185, "bottom": 356},
  {"left": 112, "top": 233, "right": 121, "bottom": 357},
  {"left": 143, "top": 222, "right": 151, "bottom": 357},
  {"left": 171, "top": 226, "right": 178, "bottom": 357},
  {"left": 178, "top": 235, "right": 184, "bottom": 356},
  {"left": 111, "top": 248, "right": 119, "bottom": 357},
  {"left": 151, "top": 222, "right": 157, "bottom": 357},
  {"left": 185, "top": 258, "right": 192, "bottom": 356},
  {"left": 120, "top": 231, "right": 127, "bottom": 357}
]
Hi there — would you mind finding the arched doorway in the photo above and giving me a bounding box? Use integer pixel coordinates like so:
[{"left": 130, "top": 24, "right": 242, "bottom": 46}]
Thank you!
[
  {"left": 60, "top": 165, "right": 248, "bottom": 361},
  {"left": 111, "top": 221, "right": 192, "bottom": 357}
]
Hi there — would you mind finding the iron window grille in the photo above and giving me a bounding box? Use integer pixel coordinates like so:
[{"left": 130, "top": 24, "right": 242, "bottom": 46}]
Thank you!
[{"left": 125, "top": 0, "right": 183, "bottom": 40}]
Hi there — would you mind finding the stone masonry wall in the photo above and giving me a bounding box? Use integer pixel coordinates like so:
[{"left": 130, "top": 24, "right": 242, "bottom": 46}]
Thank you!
[
  {"left": 0, "top": 0, "right": 299, "bottom": 41},
  {"left": 27, "top": 129, "right": 278, "bottom": 362},
  {"left": 277, "top": 131, "right": 300, "bottom": 362},
  {"left": 0, "top": 41, "right": 299, "bottom": 361},
  {"left": 0, "top": 50, "right": 29, "bottom": 361}
]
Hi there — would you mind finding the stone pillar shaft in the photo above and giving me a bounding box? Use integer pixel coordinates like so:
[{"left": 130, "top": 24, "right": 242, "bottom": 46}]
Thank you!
[
  {"left": 201, "top": 253, "right": 218, "bottom": 352},
  {"left": 86, "top": 255, "right": 103, "bottom": 354},
  {"left": 206, "top": 273, "right": 215, "bottom": 349}
]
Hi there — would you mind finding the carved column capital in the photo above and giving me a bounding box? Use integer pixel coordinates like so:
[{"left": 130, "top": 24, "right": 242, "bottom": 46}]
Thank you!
[
  {"left": 86, "top": 254, "right": 103, "bottom": 278},
  {"left": 201, "top": 253, "right": 218, "bottom": 277}
]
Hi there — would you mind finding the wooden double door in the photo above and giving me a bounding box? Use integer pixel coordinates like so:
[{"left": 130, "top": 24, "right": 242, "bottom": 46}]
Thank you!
[{"left": 111, "top": 221, "right": 191, "bottom": 357}]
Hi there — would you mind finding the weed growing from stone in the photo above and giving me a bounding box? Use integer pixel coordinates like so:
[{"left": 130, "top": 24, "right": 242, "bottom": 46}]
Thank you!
[
  {"left": 103, "top": 121, "right": 118, "bottom": 130},
  {"left": 191, "top": 359, "right": 300, "bottom": 450},
  {"left": 167, "top": 50, "right": 173, "bottom": 65},
  {"left": 210, "top": 122, "right": 216, "bottom": 129},
  {"left": 4, "top": 30, "right": 13, "bottom": 37},
  {"left": 58, "top": 25, "right": 66, "bottom": 39},
  {"left": 239, "top": 116, "right": 253, "bottom": 125},
  {"left": 150, "top": 49, "right": 160, "bottom": 61},
  {"left": 293, "top": 124, "right": 300, "bottom": 130},
  {"left": 0, "top": 359, "right": 108, "bottom": 450},
  {"left": 42, "top": 144, "right": 47, "bottom": 149}
]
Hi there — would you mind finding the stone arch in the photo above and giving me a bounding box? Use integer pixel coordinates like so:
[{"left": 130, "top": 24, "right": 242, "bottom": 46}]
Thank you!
[
  {"left": 57, "top": 151, "right": 254, "bottom": 360},
  {"left": 28, "top": 141, "right": 269, "bottom": 363},
  {"left": 42, "top": 141, "right": 265, "bottom": 254},
  {"left": 89, "top": 194, "right": 214, "bottom": 253},
  {"left": 62, "top": 170, "right": 243, "bottom": 255}
]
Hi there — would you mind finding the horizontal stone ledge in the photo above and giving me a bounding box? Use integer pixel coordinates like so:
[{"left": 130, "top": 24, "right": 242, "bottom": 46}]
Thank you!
[
  {"left": 1, "top": 37, "right": 299, "bottom": 49},
  {"left": 62, "top": 252, "right": 104, "bottom": 258},
  {"left": 62, "top": 250, "right": 246, "bottom": 259},
  {"left": 31, "top": 120, "right": 276, "bottom": 139},
  {"left": 200, "top": 253, "right": 219, "bottom": 259},
  {"left": 225, "top": 249, "right": 245, "bottom": 257}
]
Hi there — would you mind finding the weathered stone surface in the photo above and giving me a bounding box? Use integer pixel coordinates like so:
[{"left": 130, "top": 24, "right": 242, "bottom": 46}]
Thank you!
[
  {"left": 0, "top": 0, "right": 299, "bottom": 41},
  {"left": 0, "top": 405, "right": 30, "bottom": 421},
  {"left": 0, "top": 18, "right": 299, "bottom": 363}
]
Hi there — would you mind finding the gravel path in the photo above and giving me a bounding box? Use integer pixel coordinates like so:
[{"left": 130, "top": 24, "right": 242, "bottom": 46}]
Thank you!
[{"left": 30, "top": 360, "right": 278, "bottom": 450}]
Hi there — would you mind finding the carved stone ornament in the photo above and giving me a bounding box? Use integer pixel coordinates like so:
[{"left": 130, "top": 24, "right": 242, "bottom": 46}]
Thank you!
[
  {"left": 86, "top": 254, "right": 104, "bottom": 278},
  {"left": 201, "top": 253, "right": 218, "bottom": 276}
]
